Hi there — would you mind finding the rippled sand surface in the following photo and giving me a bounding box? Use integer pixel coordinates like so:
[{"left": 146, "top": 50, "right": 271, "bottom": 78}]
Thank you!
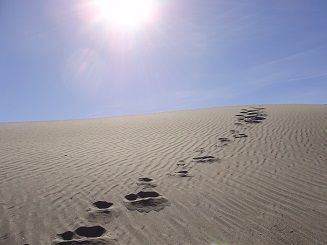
[{"left": 0, "top": 105, "right": 326, "bottom": 245}]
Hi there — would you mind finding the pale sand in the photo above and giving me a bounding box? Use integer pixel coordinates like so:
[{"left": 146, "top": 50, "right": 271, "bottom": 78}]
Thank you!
[{"left": 0, "top": 105, "right": 326, "bottom": 245}]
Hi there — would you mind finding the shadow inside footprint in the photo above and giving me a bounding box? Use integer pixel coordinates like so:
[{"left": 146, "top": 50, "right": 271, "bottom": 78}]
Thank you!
[
  {"left": 75, "top": 226, "right": 106, "bottom": 238},
  {"left": 137, "top": 191, "right": 160, "bottom": 198},
  {"left": 58, "top": 231, "right": 74, "bottom": 241},
  {"left": 93, "top": 201, "right": 113, "bottom": 209},
  {"left": 193, "top": 156, "right": 217, "bottom": 163},
  {"left": 125, "top": 193, "right": 138, "bottom": 201},
  {"left": 218, "top": 137, "right": 230, "bottom": 143},
  {"left": 138, "top": 177, "right": 153, "bottom": 182}
]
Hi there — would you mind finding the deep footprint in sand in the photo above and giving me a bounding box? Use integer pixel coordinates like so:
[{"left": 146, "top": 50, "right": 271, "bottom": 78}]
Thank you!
[
  {"left": 93, "top": 201, "right": 113, "bottom": 210},
  {"left": 136, "top": 177, "right": 157, "bottom": 188},
  {"left": 175, "top": 170, "right": 192, "bottom": 177},
  {"left": 53, "top": 225, "right": 116, "bottom": 245},
  {"left": 124, "top": 191, "right": 169, "bottom": 213},
  {"left": 87, "top": 201, "right": 119, "bottom": 223},
  {"left": 88, "top": 201, "right": 113, "bottom": 213}
]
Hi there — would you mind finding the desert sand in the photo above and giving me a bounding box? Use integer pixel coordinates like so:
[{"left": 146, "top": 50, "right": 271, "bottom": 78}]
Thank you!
[{"left": 0, "top": 104, "right": 326, "bottom": 245}]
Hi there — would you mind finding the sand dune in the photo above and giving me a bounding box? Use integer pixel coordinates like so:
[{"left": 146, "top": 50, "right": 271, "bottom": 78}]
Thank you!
[{"left": 0, "top": 105, "right": 326, "bottom": 245}]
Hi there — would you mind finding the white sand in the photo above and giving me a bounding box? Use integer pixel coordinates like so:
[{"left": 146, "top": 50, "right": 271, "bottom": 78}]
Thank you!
[{"left": 0, "top": 104, "right": 326, "bottom": 245}]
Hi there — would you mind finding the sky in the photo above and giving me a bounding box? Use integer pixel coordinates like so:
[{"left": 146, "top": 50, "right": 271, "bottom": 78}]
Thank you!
[{"left": 0, "top": 0, "right": 326, "bottom": 122}]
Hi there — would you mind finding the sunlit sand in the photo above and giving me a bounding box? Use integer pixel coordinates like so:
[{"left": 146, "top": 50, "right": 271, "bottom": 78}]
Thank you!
[{"left": 1, "top": 105, "right": 326, "bottom": 244}]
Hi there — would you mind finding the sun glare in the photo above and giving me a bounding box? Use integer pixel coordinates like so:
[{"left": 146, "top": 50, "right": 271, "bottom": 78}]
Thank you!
[{"left": 91, "top": 0, "right": 159, "bottom": 30}]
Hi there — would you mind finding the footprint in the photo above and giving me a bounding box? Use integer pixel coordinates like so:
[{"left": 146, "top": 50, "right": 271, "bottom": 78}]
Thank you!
[
  {"left": 237, "top": 107, "right": 267, "bottom": 124},
  {"left": 87, "top": 201, "right": 119, "bottom": 223},
  {"left": 192, "top": 156, "right": 218, "bottom": 163},
  {"left": 246, "top": 112, "right": 259, "bottom": 115},
  {"left": 244, "top": 115, "right": 266, "bottom": 123},
  {"left": 169, "top": 170, "right": 192, "bottom": 178},
  {"left": 136, "top": 177, "right": 157, "bottom": 188},
  {"left": 124, "top": 191, "right": 169, "bottom": 213},
  {"left": 175, "top": 170, "right": 191, "bottom": 177},
  {"left": 88, "top": 201, "right": 114, "bottom": 213},
  {"left": 244, "top": 119, "right": 261, "bottom": 123},
  {"left": 218, "top": 137, "right": 230, "bottom": 143},
  {"left": 253, "top": 116, "right": 266, "bottom": 121},
  {"left": 53, "top": 225, "right": 115, "bottom": 245},
  {"left": 233, "top": 133, "right": 248, "bottom": 138}
]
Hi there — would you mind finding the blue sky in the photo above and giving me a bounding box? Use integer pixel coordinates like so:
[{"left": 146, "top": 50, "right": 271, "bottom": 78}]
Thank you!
[{"left": 0, "top": 0, "right": 326, "bottom": 122}]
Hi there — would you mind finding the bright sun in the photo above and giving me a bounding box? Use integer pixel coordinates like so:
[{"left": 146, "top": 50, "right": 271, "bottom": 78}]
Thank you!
[{"left": 91, "top": 0, "right": 159, "bottom": 30}]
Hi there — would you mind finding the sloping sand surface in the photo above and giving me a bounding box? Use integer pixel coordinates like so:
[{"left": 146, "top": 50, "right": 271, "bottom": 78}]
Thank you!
[{"left": 0, "top": 105, "right": 326, "bottom": 245}]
